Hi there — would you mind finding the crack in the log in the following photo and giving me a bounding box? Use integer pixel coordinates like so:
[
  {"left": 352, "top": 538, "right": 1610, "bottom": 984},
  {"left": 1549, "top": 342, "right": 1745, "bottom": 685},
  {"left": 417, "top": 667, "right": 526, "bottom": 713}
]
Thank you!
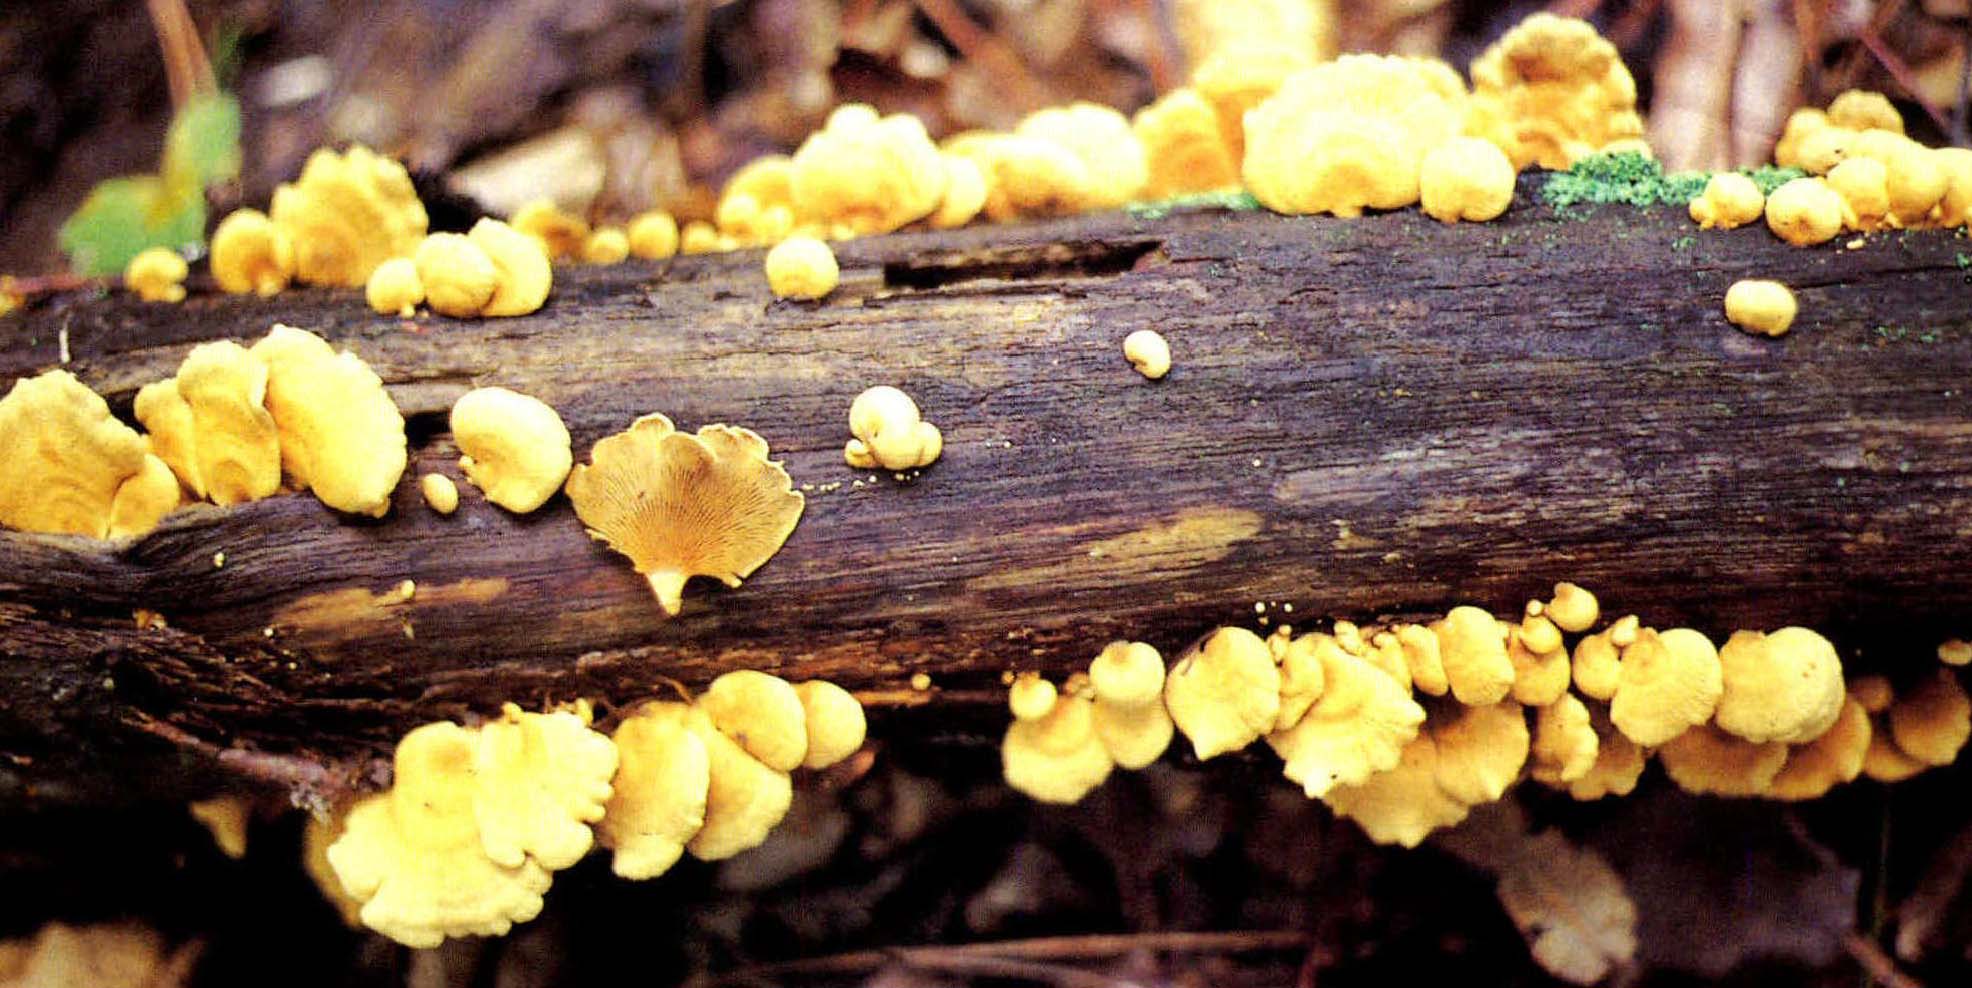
[{"left": 880, "top": 238, "right": 1164, "bottom": 290}]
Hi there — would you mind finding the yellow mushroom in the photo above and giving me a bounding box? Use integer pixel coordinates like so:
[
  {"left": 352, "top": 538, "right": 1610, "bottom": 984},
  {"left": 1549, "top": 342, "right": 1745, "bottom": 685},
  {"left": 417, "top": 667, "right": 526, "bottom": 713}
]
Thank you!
[
  {"left": 627, "top": 211, "right": 681, "bottom": 259},
  {"left": 1506, "top": 625, "right": 1571, "bottom": 707},
  {"left": 1940, "top": 639, "right": 1972, "bottom": 667},
  {"left": 1934, "top": 147, "right": 1972, "bottom": 228},
  {"left": 1395, "top": 622, "right": 1449, "bottom": 696},
  {"left": 1826, "top": 89, "right": 1903, "bottom": 134},
  {"left": 1432, "top": 605, "right": 1516, "bottom": 706},
  {"left": 1087, "top": 641, "right": 1174, "bottom": 770},
  {"left": 1267, "top": 642, "right": 1424, "bottom": 797},
  {"left": 1767, "top": 697, "right": 1870, "bottom": 801},
  {"left": 793, "top": 680, "right": 867, "bottom": 770},
  {"left": 450, "top": 387, "right": 573, "bottom": 514},
  {"left": 1190, "top": 42, "right": 1314, "bottom": 163},
  {"left": 1529, "top": 692, "right": 1599, "bottom": 786},
  {"left": 1321, "top": 732, "right": 1471, "bottom": 848},
  {"left": 843, "top": 385, "right": 942, "bottom": 471},
  {"left": 1774, "top": 108, "right": 1829, "bottom": 170},
  {"left": 943, "top": 131, "right": 1096, "bottom": 222},
  {"left": 509, "top": 199, "right": 590, "bottom": 261},
  {"left": 247, "top": 324, "right": 408, "bottom": 518},
  {"left": 1714, "top": 627, "right": 1844, "bottom": 744},
  {"left": 1570, "top": 618, "right": 1633, "bottom": 701},
  {"left": 1657, "top": 722, "right": 1787, "bottom": 797},
  {"left": 1009, "top": 672, "right": 1060, "bottom": 722},
  {"left": 697, "top": 670, "right": 809, "bottom": 773},
  {"left": 1609, "top": 627, "right": 1722, "bottom": 747},
  {"left": 1465, "top": 14, "right": 1644, "bottom": 170},
  {"left": 270, "top": 145, "right": 428, "bottom": 287},
  {"left": 108, "top": 454, "right": 181, "bottom": 538},
  {"left": 564, "top": 413, "right": 803, "bottom": 615},
  {"left": 581, "top": 227, "right": 630, "bottom": 265},
  {"left": 1003, "top": 675, "right": 1113, "bottom": 803},
  {"left": 1544, "top": 582, "right": 1600, "bottom": 633},
  {"left": 1167, "top": 627, "right": 1282, "bottom": 761},
  {"left": 124, "top": 247, "right": 188, "bottom": 303},
  {"left": 680, "top": 701, "right": 794, "bottom": 861},
  {"left": 1419, "top": 137, "right": 1516, "bottom": 224},
  {"left": 365, "top": 258, "right": 424, "bottom": 318},
  {"left": 790, "top": 105, "right": 947, "bottom": 235},
  {"left": 1850, "top": 674, "right": 1893, "bottom": 714},
  {"left": 680, "top": 220, "right": 722, "bottom": 254},
  {"left": 472, "top": 703, "right": 619, "bottom": 871},
  {"left": 1724, "top": 280, "right": 1797, "bottom": 338},
  {"left": 1272, "top": 632, "right": 1329, "bottom": 731},
  {"left": 1826, "top": 156, "right": 1891, "bottom": 230},
  {"left": 597, "top": 701, "right": 709, "bottom": 880},
  {"left": 1565, "top": 704, "right": 1647, "bottom": 800},
  {"left": 469, "top": 218, "right": 554, "bottom": 317},
  {"left": 1014, "top": 102, "right": 1149, "bottom": 211},
  {"left": 1429, "top": 700, "right": 1529, "bottom": 805},
  {"left": 414, "top": 233, "right": 500, "bottom": 318},
  {"left": 210, "top": 208, "right": 296, "bottom": 296},
  {"left": 173, "top": 341, "right": 283, "bottom": 506},
  {"left": 1887, "top": 669, "right": 1971, "bottom": 766},
  {"left": 1132, "top": 87, "right": 1241, "bottom": 200},
  {"left": 764, "top": 235, "right": 839, "bottom": 301},
  {"left": 929, "top": 153, "right": 989, "bottom": 230},
  {"left": 1688, "top": 173, "right": 1765, "bottom": 230},
  {"left": 1764, "top": 177, "right": 1844, "bottom": 247},
  {"left": 1123, "top": 329, "right": 1171, "bottom": 380}
]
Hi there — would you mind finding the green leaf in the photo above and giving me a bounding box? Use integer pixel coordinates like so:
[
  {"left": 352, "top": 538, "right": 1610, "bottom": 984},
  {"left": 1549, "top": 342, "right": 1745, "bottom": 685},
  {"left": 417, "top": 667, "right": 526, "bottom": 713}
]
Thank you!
[
  {"left": 163, "top": 92, "right": 242, "bottom": 189},
  {"left": 57, "top": 174, "right": 206, "bottom": 276}
]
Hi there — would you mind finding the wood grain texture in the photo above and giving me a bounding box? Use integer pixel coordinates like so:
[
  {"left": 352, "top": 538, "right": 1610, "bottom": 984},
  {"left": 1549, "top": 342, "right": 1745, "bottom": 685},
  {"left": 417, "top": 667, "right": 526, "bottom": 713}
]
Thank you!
[{"left": 3, "top": 189, "right": 1970, "bottom": 808}]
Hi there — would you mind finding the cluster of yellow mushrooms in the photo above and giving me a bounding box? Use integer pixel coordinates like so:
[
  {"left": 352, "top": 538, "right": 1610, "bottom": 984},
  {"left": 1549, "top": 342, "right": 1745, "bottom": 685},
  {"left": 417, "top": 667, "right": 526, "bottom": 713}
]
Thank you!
[
  {"left": 1002, "top": 584, "right": 1972, "bottom": 849},
  {"left": 302, "top": 673, "right": 866, "bottom": 948}
]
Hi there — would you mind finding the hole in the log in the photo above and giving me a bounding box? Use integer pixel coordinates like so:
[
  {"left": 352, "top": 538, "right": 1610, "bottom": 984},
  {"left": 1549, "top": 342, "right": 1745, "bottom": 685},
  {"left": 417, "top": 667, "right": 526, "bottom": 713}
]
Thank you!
[{"left": 881, "top": 238, "right": 1164, "bottom": 289}]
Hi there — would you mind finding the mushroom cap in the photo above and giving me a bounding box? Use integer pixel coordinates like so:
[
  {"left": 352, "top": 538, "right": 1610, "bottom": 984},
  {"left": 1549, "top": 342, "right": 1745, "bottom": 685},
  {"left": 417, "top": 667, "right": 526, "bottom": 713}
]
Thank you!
[
  {"left": 211, "top": 208, "right": 296, "bottom": 296},
  {"left": 451, "top": 387, "right": 574, "bottom": 514},
  {"left": 1657, "top": 722, "right": 1788, "bottom": 797},
  {"left": 1009, "top": 673, "right": 1060, "bottom": 721},
  {"left": 1767, "top": 697, "right": 1871, "bottom": 801},
  {"left": 1395, "top": 622, "right": 1450, "bottom": 696},
  {"left": 365, "top": 257, "right": 425, "bottom": 317},
  {"left": 108, "top": 454, "right": 182, "bottom": 538},
  {"left": 1529, "top": 692, "right": 1599, "bottom": 785},
  {"left": 0, "top": 372, "right": 153, "bottom": 537},
  {"left": 698, "top": 670, "right": 809, "bottom": 773},
  {"left": 1827, "top": 156, "right": 1891, "bottom": 229},
  {"left": 764, "top": 236, "right": 839, "bottom": 301},
  {"left": 133, "top": 378, "right": 204, "bottom": 499},
  {"left": 1267, "top": 643, "right": 1425, "bottom": 797},
  {"left": 1432, "top": 605, "right": 1516, "bottom": 705},
  {"left": 1322, "top": 732, "right": 1472, "bottom": 848},
  {"left": 581, "top": 227, "right": 630, "bottom": 265},
  {"left": 326, "top": 723, "right": 553, "bottom": 948},
  {"left": 844, "top": 386, "right": 941, "bottom": 471},
  {"left": 1609, "top": 627, "right": 1722, "bottom": 747},
  {"left": 1088, "top": 641, "right": 1167, "bottom": 707},
  {"left": 1003, "top": 687, "right": 1115, "bottom": 803},
  {"left": 1571, "top": 629, "right": 1622, "bottom": 701},
  {"left": 508, "top": 199, "right": 591, "bottom": 260},
  {"left": 471, "top": 703, "right": 618, "bottom": 871},
  {"left": 1878, "top": 140, "right": 1949, "bottom": 226},
  {"left": 1466, "top": 13, "right": 1643, "bottom": 170},
  {"left": 250, "top": 325, "right": 408, "bottom": 518},
  {"left": 1565, "top": 704, "right": 1647, "bottom": 800},
  {"left": 790, "top": 105, "right": 946, "bottom": 235},
  {"left": 1133, "top": 87, "right": 1241, "bottom": 200},
  {"left": 1724, "top": 280, "right": 1797, "bottom": 338},
  {"left": 1272, "top": 632, "right": 1329, "bottom": 731},
  {"left": 1827, "top": 89, "right": 1904, "bottom": 134},
  {"left": 1429, "top": 700, "right": 1530, "bottom": 805},
  {"left": 1764, "top": 177, "right": 1844, "bottom": 247},
  {"left": 1887, "top": 668, "right": 1971, "bottom": 766},
  {"left": 598, "top": 702, "right": 711, "bottom": 880},
  {"left": 1015, "top": 102, "right": 1149, "bottom": 210},
  {"left": 171, "top": 341, "right": 283, "bottom": 506},
  {"left": 1862, "top": 721, "right": 1929, "bottom": 782},
  {"left": 929, "top": 153, "right": 989, "bottom": 229},
  {"left": 1774, "top": 108, "right": 1830, "bottom": 169},
  {"left": 1715, "top": 627, "right": 1845, "bottom": 744},
  {"left": 1934, "top": 147, "right": 1972, "bottom": 228},
  {"left": 1941, "top": 639, "right": 1972, "bottom": 667},
  {"left": 723, "top": 155, "right": 797, "bottom": 213},
  {"left": 943, "top": 131, "right": 1096, "bottom": 222},
  {"left": 421, "top": 473, "right": 459, "bottom": 514},
  {"left": 793, "top": 680, "right": 867, "bottom": 770},
  {"left": 270, "top": 145, "right": 428, "bottom": 287},
  {"left": 682, "top": 702, "right": 795, "bottom": 861},
  {"left": 1419, "top": 136, "right": 1516, "bottom": 224},
  {"left": 1191, "top": 41, "right": 1316, "bottom": 162},
  {"left": 1166, "top": 626, "right": 1282, "bottom": 760},
  {"left": 1122, "top": 329, "right": 1172, "bottom": 380},
  {"left": 1093, "top": 696, "right": 1175, "bottom": 771},
  {"left": 1507, "top": 628, "right": 1571, "bottom": 706},
  {"left": 1545, "top": 583, "right": 1600, "bottom": 633},
  {"left": 414, "top": 233, "right": 501, "bottom": 318},
  {"left": 125, "top": 247, "right": 189, "bottom": 303},
  {"left": 468, "top": 219, "right": 554, "bottom": 317},
  {"left": 1688, "top": 173, "right": 1765, "bottom": 230},
  {"left": 627, "top": 211, "right": 680, "bottom": 259},
  {"left": 565, "top": 413, "right": 804, "bottom": 616}
]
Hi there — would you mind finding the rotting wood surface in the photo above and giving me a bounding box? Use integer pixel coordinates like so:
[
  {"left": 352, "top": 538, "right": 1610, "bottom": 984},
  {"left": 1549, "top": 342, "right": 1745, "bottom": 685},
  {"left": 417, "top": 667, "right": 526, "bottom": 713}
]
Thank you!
[{"left": 3, "top": 189, "right": 1971, "bottom": 809}]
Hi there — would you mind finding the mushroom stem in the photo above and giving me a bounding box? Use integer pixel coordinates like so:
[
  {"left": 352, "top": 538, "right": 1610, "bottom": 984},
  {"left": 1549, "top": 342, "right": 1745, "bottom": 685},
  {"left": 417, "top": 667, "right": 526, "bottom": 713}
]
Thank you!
[{"left": 647, "top": 571, "right": 690, "bottom": 615}]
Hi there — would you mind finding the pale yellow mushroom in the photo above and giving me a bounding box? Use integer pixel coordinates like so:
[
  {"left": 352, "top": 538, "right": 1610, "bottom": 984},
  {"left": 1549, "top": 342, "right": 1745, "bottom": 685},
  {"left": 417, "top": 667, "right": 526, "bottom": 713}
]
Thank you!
[
  {"left": 843, "top": 385, "right": 942, "bottom": 471},
  {"left": 1002, "top": 681, "right": 1114, "bottom": 804},
  {"left": 414, "top": 233, "right": 500, "bottom": 318},
  {"left": 627, "top": 211, "right": 681, "bottom": 259},
  {"left": 365, "top": 258, "right": 424, "bottom": 318},
  {"left": 211, "top": 208, "right": 296, "bottom": 296},
  {"left": 469, "top": 219, "right": 554, "bottom": 317},
  {"left": 598, "top": 701, "right": 710, "bottom": 880},
  {"left": 421, "top": 473, "right": 459, "bottom": 515},
  {"left": 1087, "top": 641, "right": 1174, "bottom": 770},
  {"left": 124, "top": 247, "right": 188, "bottom": 303},
  {"left": 764, "top": 236, "right": 839, "bottom": 300},
  {"left": 1166, "top": 627, "right": 1281, "bottom": 760},
  {"left": 1609, "top": 627, "right": 1722, "bottom": 747},
  {"left": 1123, "top": 329, "right": 1171, "bottom": 380},
  {"left": 793, "top": 680, "right": 867, "bottom": 770},
  {"left": 1724, "top": 280, "right": 1798, "bottom": 338},
  {"left": 450, "top": 387, "right": 573, "bottom": 514},
  {"left": 697, "top": 670, "right": 809, "bottom": 773}
]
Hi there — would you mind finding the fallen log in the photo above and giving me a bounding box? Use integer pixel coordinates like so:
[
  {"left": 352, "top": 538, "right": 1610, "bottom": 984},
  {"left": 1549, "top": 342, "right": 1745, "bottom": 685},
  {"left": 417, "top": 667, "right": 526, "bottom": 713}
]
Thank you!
[{"left": 3, "top": 191, "right": 1970, "bottom": 809}]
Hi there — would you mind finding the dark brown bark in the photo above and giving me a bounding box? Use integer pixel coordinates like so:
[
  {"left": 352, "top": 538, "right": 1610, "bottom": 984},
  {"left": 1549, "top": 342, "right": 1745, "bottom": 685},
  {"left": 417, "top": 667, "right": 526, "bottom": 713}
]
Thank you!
[{"left": 3, "top": 195, "right": 1971, "bottom": 810}]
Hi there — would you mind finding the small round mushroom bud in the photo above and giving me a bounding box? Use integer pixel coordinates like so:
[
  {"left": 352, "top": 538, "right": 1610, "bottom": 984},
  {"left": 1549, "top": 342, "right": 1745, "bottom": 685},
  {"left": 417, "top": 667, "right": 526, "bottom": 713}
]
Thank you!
[
  {"left": 698, "top": 670, "right": 808, "bottom": 773},
  {"left": 1507, "top": 629, "right": 1570, "bottom": 707},
  {"left": 211, "top": 208, "right": 296, "bottom": 296},
  {"left": 1767, "top": 697, "right": 1870, "bottom": 801},
  {"left": 1688, "top": 173, "right": 1764, "bottom": 230},
  {"left": 1940, "top": 639, "right": 1972, "bottom": 667},
  {"left": 1419, "top": 137, "right": 1517, "bottom": 224},
  {"left": 581, "top": 227, "right": 630, "bottom": 265},
  {"left": 124, "top": 247, "right": 188, "bottom": 303},
  {"left": 1545, "top": 583, "right": 1600, "bottom": 633},
  {"left": 467, "top": 219, "right": 554, "bottom": 318},
  {"left": 843, "top": 385, "right": 942, "bottom": 471},
  {"left": 792, "top": 680, "right": 866, "bottom": 770},
  {"left": 1571, "top": 629, "right": 1621, "bottom": 701},
  {"left": 1088, "top": 641, "right": 1174, "bottom": 770},
  {"left": 1887, "top": 668, "right": 1971, "bottom": 766},
  {"left": 1607, "top": 614, "right": 1640, "bottom": 648},
  {"left": 414, "top": 233, "right": 500, "bottom": 318},
  {"left": 1002, "top": 686, "right": 1114, "bottom": 804},
  {"left": 627, "top": 211, "right": 680, "bottom": 259},
  {"left": 1715, "top": 627, "right": 1845, "bottom": 743},
  {"left": 1008, "top": 673, "right": 1058, "bottom": 721},
  {"left": 764, "top": 235, "right": 839, "bottom": 301},
  {"left": 509, "top": 199, "right": 590, "bottom": 260},
  {"left": 1658, "top": 722, "right": 1788, "bottom": 797},
  {"left": 1518, "top": 614, "right": 1563, "bottom": 655},
  {"left": 366, "top": 258, "right": 424, "bottom": 317},
  {"left": 1088, "top": 641, "right": 1165, "bottom": 706},
  {"left": 1167, "top": 627, "right": 1281, "bottom": 761},
  {"left": 1724, "top": 280, "right": 1797, "bottom": 338},
  {"left": 1765, "top": 178, "right": 1844, "bottom": 247},
  {"left": 1432, "top": 606, "right": 1516, "bottom": 706},
  {"left": 1610, "top": 627, "right": 1723, "bottom": 747},
  {"left": 1123, "top": 329, "right": 1171, "bottom": 380},
  {"left": 680, "top": 220, "right": 721, "bottom": 254},
  {"left": 449, "top": 387, "right": 573, "bottom": 514},
  {"left": 420, "top": 473, "right": 459, "bottom": 515}
]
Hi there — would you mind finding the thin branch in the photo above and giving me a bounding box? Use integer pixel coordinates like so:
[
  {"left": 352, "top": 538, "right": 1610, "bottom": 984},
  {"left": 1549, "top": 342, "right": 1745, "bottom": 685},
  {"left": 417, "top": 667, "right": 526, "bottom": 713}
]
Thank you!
[
  {"left": 719, "top": 930, "right": 1314, "bottom": 984},
  {"left": 1842, "top": 932, "right": 1928, "bottom": 988},
  {"left": 911, "top": 0, "right": 1051, "bottom": 114},
  {"left": 1856, "top": 25, "right": 1954, "bottom": 134}
]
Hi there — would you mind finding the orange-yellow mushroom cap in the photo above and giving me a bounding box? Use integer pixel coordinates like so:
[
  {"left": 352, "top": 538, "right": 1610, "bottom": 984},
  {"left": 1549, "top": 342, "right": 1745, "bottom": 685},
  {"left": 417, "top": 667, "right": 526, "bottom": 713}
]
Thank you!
[
  {"left": 1088, "top": 641, "right": 1174, "bottom": 770},
  {"left": 1420, "top": 137, "right": 1516, "bottom": 224},
  {"left": 843, "top": 385, "right": 941, "bottom": 472},
  {"left": 1689, "top": 173, "right": 1765, "bottom": 230},
  {"left": 509, "top": 199, "right": 590, "bottom": 260},
  {"left": 1887, "top": 669, "right": 1971, "bottom": 766},
  {"left": 471, "top": 703, "right": 618, "bottom": 871},
  {"left": 469, "top": 218, "right": 554, "bottom": 317},
  {"left": 248, "top": 324, "right": 407, "bottom": 518},
  {"left": 1432, "top": 605, "right": 1517, "bottom": 705},
  {"left": 1267, "top": 643, "right": 1425, "bottom": 797},
  {"left": 1166, "top": 626, "right": 1282, "bottom": 760},
  {"left": 1429, "top": 700, "right": 1529, "bottom": 805},
  {"left": 414, "top": 233, "right": 500, "bottom": 318},
  {"left": 1765, "top": 177, "right": 1844, "bottom": 247},
  {"left": 124, "top": 247, "right": 188, "bottom": 303},
  {"left": 108, "top": 454, "right": 181, "bottom": 538},
  {"left": 1466, "top": 13, "right": 1644, "bottom": 171},
  {"left": 212, "top": 208, "right": 296, "bottom": 296},
  {"left": 1322, "top": 732, "right": 1471, "bottom": 848},
  {"left": 1133, "top": 88, "right": 1241, "bottom": 199},
  {"left": 1015, "top": 102, "right": 1149, "bottom": 211},
  {"left": 173, "top": 341, "right": 283, "bottom": 507},
  {"left": 793, "top": 680, "right": 867, "bottom": 770},
  {"left": 1529, "top": 692, "right": 1599, "bottom": 785},
  {"left": 1767, "top": 697, "right": 1870, "bottom": 801},
  {"left": 628, "top": 211, "right": 681, "bottom": 259},
  {"left": 1272, "top": 632, "right": 1330, "bottom": 731},
  {"left": 1715, "top": 627, "right": 1845, "bottom": 744},
  {"left": 681, "top": 702, "right": 794, "bottom": 861},
  {"left": 1003, "top": 684, "right": 1115, "bottom": 804},
  {"left": 764, "top": 236, "right": 839, "bottom": 301},
  {"left": 1609, "top": 627, "right": 1722, "bottom": 747},
  {"left": 365, "top": 258, "right": 424, "bottom": 318},
  {"left": 790, "top": 105, "right": 947, "bottom": 235},
  {"left": 565, "top": 413, "right": 803, "bottom": 616},
  {"left": 1, "top": 370, "right": 161, "bottom": 538},
  {"left": 698, "top": 670, "right": 809, "bottom": 773},
  {"left": 1657, "top": 722, "right": 1787, "bottom": 797},
  {"left": 450, "top": 387, "right": 573, "bottom": 514},
  {"left": 598, "top": 701, "right": 711, "bottom": 880},
  {"left": 270, "top": 145, "right": 428, "bottom": 288},
  {"left": 1565, "top": 705, "right": 1647, "bottom": 800}
]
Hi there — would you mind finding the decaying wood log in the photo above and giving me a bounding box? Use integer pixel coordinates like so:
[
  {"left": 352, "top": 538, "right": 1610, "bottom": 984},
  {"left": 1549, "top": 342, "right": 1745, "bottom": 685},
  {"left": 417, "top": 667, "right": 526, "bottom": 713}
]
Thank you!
[{"left": 3, "top": 191, "right": 1971, "bottom": 810}]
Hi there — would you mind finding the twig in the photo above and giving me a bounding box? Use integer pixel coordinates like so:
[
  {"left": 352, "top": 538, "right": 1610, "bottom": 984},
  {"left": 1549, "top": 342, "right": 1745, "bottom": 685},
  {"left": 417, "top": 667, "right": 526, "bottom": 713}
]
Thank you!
[
  {"left": 892, "top": 950, "right": 1144, "bottom": 988},
  {"left": 911, "top": 0, "right": 1051, "bottom": 114},
  {"left": 1855, "top": 26, "right": 1954, "bottom": 135},
  {"left": 143, "top": 0, "right": 217, "bottom": 109},
  {"left": 719, "top": 930, "right": 1313, "bottom": 984},
  {"left": 1843, "top": 932, "right": 1927, "bottom": 988}
]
